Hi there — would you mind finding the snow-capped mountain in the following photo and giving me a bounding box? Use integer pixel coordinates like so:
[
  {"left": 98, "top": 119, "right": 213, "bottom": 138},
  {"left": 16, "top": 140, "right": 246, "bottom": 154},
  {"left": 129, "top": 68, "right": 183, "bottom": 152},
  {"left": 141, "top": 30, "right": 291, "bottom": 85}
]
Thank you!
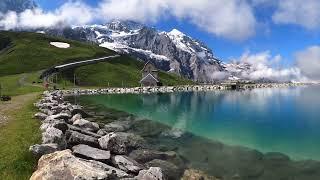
[
  {"left": 44, "top": 20, "right": 225, "bottom": 82},
  {"left": 0, "top": 0, "right": 37, "bottom": 13}
]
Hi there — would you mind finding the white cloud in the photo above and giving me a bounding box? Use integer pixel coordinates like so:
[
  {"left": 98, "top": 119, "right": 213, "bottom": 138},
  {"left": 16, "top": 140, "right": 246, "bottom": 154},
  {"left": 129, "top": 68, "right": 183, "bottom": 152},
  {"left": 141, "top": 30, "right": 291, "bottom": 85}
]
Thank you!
[
  {"left": 0, "top": 0, "right": 257, "bottom": 41},
  {"left": 99, "top": 0, "right": 256, "bottom": 40},
  {"left": 0, "top": 1, "right": 94, "bottom": 29},
  {"left": 295, "top": 46, "right": 320, "bottom": 80},
  {"left": 272, "top": 0, "right": 320, "bottom": 29},
  {"left": 231, "top": 51, "right": 307, "bottom": 82}
]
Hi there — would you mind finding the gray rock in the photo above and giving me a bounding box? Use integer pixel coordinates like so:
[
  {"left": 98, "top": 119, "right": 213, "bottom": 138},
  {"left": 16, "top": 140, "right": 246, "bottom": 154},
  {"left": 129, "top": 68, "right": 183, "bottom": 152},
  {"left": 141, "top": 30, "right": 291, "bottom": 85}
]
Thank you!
[
  {"left": 135, "top": 167, "right": 166, "bottom": 180},
  {"left": 40, "top": 119, "right": 68, "bottom": 133},
  {"left": 97, "top": 129, "right": 108, "bottom": 136},
  {"left": 98, "top": 132, "right": 145, "bottom": 154},
  {"left": 71, "top": 109, "right": 90, "bottom": 118},
  {"left": 29, "top": 143, "right": 59, "bottom": 157},
  {"left": 45, "top": 113, "right": 71, "bottom": 122},
  {"left": 34, "top": 112, "right": 48, "bottom": 121},
  {"left": 66, "top": 130, "right": 99, "bottom": 148},
  {"left": 72, "top": 144, "right": 111, "bottom": 163},
  {"left": 129, "top": 149, "right": 177, "bottom": 164},
  {"left": 42, "top": 127, "right": 67, "bottom": 149},
  {"left": 146, "top": 159, "right": 181, "bottom": 180},
  {"left": 112, "top": 155, "right": 143, "bottom": 174},
  {"left": 69, "top": 113, "right": 82, "bottom": 124},
  {"left": 68, "top": 124, "right": 102, "bottom": 138},
  {"left": 30, "top": 150, "right": 131, "bottom": 180},
  {"left": 73, "top": 119, "right": 100, "bottom": 132}
]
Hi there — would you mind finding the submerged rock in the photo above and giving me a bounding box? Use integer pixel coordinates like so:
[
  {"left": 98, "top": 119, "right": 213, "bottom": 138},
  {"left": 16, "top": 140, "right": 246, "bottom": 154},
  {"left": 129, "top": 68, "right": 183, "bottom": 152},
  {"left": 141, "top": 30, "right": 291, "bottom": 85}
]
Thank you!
[
  {"left": 98, "top": 132, "right": 145, "bottom": 154},
  {"left": 181, "top": 169, "right": 219, "bottom": 180},
  {"left": 30, "top": 150, "right": 131, "bottom": 180},
  {"left": 29, "top": 143, "right": 59, "bottom": 157},
  {"left": 104, "top": 120, "right": 132, "bottom": 132},
  {"left": 135, "top": 167, "right": 166, "bottom": 180},
  {"left": 112, "top": 155, "right": 144, "bottom": 174},
  {"left": 72, "top": 144, "right": 111, "bottom": 163},
  {"left": 129, "top": 149, "right": 177, "bottom": 164},
  {"left": 146, "top": 159, "right": 183, "bottom": 180}
]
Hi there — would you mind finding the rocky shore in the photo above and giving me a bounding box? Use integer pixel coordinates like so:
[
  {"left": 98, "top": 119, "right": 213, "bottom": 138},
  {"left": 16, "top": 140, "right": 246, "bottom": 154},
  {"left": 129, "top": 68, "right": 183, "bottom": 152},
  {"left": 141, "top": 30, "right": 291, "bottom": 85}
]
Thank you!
[
  {"left": 30, "top": 90, "right": 214, "bottom": 180},
  {"left": 62, "top": 83, "right": 305, "bottom": 96}
]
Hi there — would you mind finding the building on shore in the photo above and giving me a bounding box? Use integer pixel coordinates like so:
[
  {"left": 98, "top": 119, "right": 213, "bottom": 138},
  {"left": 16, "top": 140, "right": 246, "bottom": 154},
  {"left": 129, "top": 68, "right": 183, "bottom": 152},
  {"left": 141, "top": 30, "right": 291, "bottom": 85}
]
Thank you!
[{"left": 140, "top": 61, "right": 161, "bottom": 87}]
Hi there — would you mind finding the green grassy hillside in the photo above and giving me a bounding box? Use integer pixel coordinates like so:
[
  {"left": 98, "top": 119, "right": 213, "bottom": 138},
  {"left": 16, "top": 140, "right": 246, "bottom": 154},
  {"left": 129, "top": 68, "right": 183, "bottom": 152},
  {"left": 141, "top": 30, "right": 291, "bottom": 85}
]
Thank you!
[
  {"left": 0, "top": 31, "right": 115, "bottom": 76},
  {"left": 68, "top": 55, "right": 194, "bottom": 87},
  {"left": 0, "top": 31, "right": 194, "bottom": 94}
]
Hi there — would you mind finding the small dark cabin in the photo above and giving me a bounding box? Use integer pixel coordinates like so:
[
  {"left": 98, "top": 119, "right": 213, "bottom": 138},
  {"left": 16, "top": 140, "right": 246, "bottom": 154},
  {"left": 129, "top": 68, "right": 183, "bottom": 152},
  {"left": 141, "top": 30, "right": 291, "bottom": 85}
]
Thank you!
[{"left": 140, "top": 61, "right": 160, "bottom": 87}]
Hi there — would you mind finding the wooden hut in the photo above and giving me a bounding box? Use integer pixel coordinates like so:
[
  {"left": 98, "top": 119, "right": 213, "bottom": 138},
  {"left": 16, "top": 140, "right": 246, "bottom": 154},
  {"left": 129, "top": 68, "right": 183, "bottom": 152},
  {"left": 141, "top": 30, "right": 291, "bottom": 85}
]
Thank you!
[{"left": 140, "top": 61, "right": 160, "bottom": 87}]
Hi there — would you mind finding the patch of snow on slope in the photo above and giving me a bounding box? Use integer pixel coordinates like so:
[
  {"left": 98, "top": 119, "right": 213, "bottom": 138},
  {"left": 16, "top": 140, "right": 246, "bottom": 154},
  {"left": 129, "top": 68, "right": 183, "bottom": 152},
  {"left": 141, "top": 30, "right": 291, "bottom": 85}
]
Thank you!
[{"left": 50, "top": 42, "right": 70, "bottom": 48}]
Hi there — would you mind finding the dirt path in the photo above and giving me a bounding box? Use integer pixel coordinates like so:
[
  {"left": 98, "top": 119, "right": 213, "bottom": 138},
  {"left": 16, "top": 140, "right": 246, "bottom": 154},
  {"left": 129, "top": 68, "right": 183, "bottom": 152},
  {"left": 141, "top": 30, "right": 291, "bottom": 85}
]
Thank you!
[{"left": 0, "top": 93, "right": 39, "bottom": 126}]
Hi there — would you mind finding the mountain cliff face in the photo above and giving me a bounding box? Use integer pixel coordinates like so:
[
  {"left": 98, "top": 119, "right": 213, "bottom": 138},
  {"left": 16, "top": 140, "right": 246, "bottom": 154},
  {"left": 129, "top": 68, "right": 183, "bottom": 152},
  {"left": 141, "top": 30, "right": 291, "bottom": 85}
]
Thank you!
[
  {"left": 45, "top": 20, "right": 226, "bottom": 82},
  {"left": 0, "top": 0, "right": 37, "bottom": 13}
]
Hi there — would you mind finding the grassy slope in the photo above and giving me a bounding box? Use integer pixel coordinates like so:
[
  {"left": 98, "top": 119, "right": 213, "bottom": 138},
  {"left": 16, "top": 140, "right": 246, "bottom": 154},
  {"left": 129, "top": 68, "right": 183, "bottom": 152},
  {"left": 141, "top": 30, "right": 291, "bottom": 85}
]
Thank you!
[
  {"left": 72, "top": 55, "right": 195, "bottom": 87},
  {"left": 0, "top": 94, "right": 41, "bottom": 180},
  {"left": 0, "top": 31, "right": 194, "bottom": 90},
  {"left": 0, "top": 31, "right": 115, "bottom": 76}
]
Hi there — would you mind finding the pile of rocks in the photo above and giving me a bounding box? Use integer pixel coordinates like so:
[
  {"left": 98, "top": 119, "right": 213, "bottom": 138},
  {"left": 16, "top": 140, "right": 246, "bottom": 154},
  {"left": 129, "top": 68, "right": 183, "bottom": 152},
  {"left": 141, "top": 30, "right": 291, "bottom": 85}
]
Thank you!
[{"left": 30, "top": 90, "right": 174, "bottom": 180}]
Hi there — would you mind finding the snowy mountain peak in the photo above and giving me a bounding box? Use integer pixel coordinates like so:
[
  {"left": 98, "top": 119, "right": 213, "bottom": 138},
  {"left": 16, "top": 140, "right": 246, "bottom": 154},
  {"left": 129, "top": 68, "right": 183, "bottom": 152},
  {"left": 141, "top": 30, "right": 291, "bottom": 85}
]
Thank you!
[
  {"left": 44, "top": 20, "right": 225, "bottom": 82},
  {"left": 105, "top": 20, "right": 144, "bottom": 32},
  {"left": 168, "top": 29, "right": 185, "bottom": 37}
]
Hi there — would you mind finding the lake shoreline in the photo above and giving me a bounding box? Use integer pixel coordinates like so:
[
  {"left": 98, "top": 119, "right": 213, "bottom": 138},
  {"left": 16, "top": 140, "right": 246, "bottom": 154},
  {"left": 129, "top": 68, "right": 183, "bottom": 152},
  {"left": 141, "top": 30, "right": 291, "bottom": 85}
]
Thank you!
[
  {"left": 29, "top": 87, "right": 320, "bottom": 179},
  {"left": 62, "top": 82, "right": 309, "bottom": 96}
]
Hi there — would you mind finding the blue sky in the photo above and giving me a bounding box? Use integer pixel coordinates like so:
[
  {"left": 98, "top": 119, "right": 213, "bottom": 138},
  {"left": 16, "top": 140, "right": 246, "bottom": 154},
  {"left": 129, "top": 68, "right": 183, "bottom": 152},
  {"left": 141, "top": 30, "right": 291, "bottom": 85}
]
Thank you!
[{"left": 34, "top": 0, "right": 320, "bottom": 67}]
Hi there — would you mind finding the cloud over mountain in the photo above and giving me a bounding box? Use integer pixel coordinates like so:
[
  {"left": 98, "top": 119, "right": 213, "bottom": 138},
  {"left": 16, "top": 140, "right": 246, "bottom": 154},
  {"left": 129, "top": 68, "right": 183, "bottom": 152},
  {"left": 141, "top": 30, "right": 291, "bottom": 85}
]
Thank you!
[
  {"left": 296, "top": 46, "right": 320, "bottom": 81},
  {"left": 0, "top": 0, "right": 257, "bottom": 41}
]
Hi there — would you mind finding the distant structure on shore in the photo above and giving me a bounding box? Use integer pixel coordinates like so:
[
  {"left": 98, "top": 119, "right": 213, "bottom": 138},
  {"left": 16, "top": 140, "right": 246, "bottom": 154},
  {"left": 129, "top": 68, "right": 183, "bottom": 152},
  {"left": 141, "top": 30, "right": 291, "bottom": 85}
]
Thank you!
[{"left": 140, "top": 61, "right": 160, "bottom": 87}]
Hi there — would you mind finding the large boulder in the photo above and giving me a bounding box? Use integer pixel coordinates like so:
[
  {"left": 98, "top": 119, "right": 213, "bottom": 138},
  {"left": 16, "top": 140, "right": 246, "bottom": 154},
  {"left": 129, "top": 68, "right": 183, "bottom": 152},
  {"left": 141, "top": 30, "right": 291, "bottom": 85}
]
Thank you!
[
  {"left": 98, "top": 132, "right": 145, "bottom": 154},
  {"left": 73, "top": 119, "right": 100, "bottom": 132},
  {"left": 42, "top": 127, "right": 66, "bottom": 149},
  {"left": 66, "top": 130, "right": 99, "bottom": 148},
  {"left": 112, "top": 155, "right": 143, "bottom": 174},
  {"left": 30, "top": 150, "right": 130, "bottom": 180},
  {"left": 135, "top": 167, "right": 166, "bottom": 180},
  {"left": 72, "top": 144, "right": 111, "bottom": 163},
  {"left": 129, "top": 149, "right": 177, "bottom": 164},
  {"left": 29, "top": 143, "right": 59, "bottom": 157}
]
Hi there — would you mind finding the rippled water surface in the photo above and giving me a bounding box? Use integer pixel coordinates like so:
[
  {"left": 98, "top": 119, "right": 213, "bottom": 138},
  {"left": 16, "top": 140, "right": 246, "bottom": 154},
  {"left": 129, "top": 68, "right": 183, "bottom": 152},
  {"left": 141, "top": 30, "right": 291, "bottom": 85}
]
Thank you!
[{"left": 77, "top": 85, "right": 320, "bottom": 161}]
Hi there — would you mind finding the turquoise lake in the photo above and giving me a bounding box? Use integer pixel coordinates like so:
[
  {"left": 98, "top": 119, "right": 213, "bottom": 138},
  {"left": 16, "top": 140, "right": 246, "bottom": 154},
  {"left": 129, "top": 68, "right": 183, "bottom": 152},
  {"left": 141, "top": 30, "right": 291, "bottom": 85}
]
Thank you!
[{"left": 78, "top": 85, "right": 320, "bottom": 161}]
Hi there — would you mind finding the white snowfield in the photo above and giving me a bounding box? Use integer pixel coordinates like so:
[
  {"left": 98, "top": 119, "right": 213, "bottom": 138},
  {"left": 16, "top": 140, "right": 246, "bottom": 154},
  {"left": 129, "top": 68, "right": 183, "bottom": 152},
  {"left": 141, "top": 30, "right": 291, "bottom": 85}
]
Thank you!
[{"left": 50, "top": 42, "right": 70, "bottom": 48}]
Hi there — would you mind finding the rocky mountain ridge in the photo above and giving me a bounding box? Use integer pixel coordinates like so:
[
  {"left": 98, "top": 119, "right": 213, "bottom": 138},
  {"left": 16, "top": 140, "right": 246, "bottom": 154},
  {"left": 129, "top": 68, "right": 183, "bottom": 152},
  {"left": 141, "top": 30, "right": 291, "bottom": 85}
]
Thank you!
[{"left": 44, "top": 20, "right": 228, "bottom": 82}]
